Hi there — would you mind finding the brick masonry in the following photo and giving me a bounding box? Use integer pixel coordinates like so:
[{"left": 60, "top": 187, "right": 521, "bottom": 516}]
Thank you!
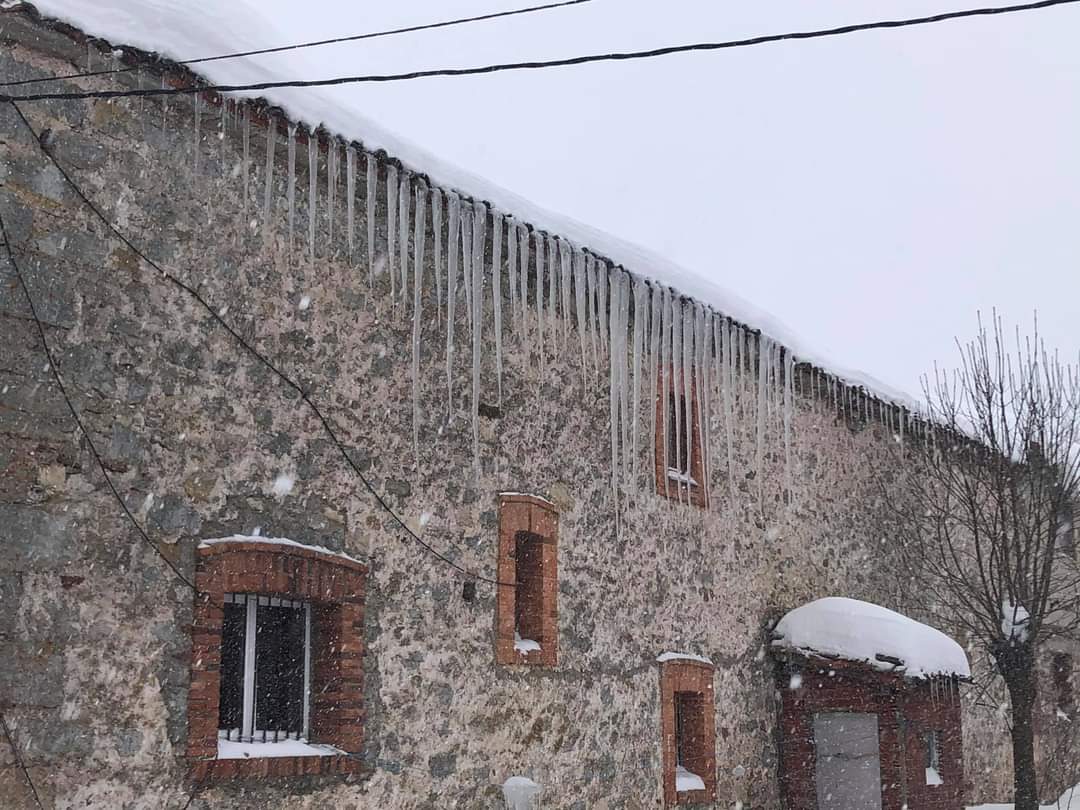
[
  {"left": 659, "top": 659, "right": 718, "bottom": 806},
  {"left": 0, "top": 7, "right": 1027, "bottom": 808}
]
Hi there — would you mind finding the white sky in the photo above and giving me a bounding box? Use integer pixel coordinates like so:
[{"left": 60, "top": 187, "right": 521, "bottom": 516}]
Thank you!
[{"left": 34, "top": 0, "right": 1080, "bottom": 400}]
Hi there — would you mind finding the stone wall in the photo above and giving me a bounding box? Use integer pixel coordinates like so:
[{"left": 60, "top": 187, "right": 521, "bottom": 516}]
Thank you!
[{"left": 0, "top": 9, "right": 1011, "bottom": 809}]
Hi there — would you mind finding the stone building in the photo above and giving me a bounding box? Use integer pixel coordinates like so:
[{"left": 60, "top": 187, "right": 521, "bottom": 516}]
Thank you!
[{"left": 0, "top": 6, "right": 1020, "bottom": 809}]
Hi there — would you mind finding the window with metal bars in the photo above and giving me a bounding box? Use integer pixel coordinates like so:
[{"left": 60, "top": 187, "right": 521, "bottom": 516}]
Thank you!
[
  {"left": 219, "top": 594, "right": 311, "bottom": 744},
  {"left": 667, "top": 391, "right": 692, "bottom": 478}
]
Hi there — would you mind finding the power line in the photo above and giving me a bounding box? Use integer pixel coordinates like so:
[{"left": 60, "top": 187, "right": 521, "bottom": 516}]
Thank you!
[
  {"left": 5, "top": 100, "right": 511, "bottom": 589},
  {"left": 0, "top": 711, "right": 45, "bottom": 810},
  {"left": 0, "top": 0, "right": 593, "bottom": 89},
  {"left": 4, "top": 0, "right": 1078, "bottom": 104},
  {"left": 0, "top": 206, "right": 199, "bottom": 592}
]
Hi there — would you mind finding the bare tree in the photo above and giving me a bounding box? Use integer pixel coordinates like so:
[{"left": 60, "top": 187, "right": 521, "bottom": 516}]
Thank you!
[{"left": 885, "top": 314, "right": 1080, "bottom": 810}]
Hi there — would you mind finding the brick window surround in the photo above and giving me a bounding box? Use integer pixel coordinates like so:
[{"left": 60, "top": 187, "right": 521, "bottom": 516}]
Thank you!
[
  {"left": 495, "top": 494, "right": 558, "bottom": 667},
  {"left": 660, "top": 658, "right": 717, "bottom": 806},
  {"left": 188, "top": 538, "right": 367, "bottom": 781},
  {"left": 654, "top": 367, "right": 707, "bottom": 509}
]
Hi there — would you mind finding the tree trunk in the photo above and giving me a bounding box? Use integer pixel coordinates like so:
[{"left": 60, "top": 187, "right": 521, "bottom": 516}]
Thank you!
[{"left": 1004, "top": 662, "right": 1040, "bottom": 810}]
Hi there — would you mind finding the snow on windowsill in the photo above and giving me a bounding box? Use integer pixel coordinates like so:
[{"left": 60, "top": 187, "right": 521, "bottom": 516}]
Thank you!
[
  {"left": 499, "top": 491, "right": 556, "bottom": 507},
  {"left": 675, "top": 766, "right": 706, "bottom": 792},
  {"left": 665, "top": 469, "right": 698, "bottom": 486},
  {"left": 657, "top": 651, "right": 713, "bottom": 665},
  {"left": 515, "top": 632, "right": 541, "bottom": 654},
  {"left": 926, "top": 766, "right": 943, "bottom": 786},
  {"left": 199, "top": 535, "right": 364, "bottom": 566},
  {"left": 217, "top": 739, "right": 343, "bottom": 760}
]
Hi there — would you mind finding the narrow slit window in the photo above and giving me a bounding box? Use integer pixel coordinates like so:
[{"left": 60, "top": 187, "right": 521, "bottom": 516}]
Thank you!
[
  {"left": 514, "top": 531, "right": 544, "bottom": 653},
  {"left": 925, "top": 730, "right": 943, "bottom": 785},
  {"left": 675, "top": 692, "right": 707, "bottom": 792},
  {"left": 667, "top": 391, "right": 691, "bottom": 477},
  {"left": 218, "top": 594, "right": 311, "bottom": 744}
]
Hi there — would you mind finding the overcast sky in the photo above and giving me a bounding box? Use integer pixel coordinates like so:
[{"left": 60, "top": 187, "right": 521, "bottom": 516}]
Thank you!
[{"left": 38, "top": 0, "right": 1080, "bottom": 400}]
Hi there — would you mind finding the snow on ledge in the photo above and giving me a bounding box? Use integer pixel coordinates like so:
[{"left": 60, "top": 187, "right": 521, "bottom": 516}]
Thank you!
[
  {"left": 675, "top": 766, "right": 706, "bottom": 792},
  {"left": 772, "top": 597, "right": 970, "bottom": 679},
  {"left": 198, "top": 535, "right": 364, "bottom": 566},
  {"left": 499, "top": 491, "right": 556, "bottom": 507},
  {"left": 514, "top": 633, "right": 541, "bottom": 654},
  {"left": 657, "top": 651, "right": 714, "bottom": 666},
  {"left": 217, "top": 739, "right": 342, "bottom": 759}
]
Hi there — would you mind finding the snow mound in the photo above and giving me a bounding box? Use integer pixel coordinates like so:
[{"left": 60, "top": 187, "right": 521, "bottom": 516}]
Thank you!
[
  {"left": 675, "top": 765, "right": 706, "bottom": 792},
  {"left": 772, "top": 597, "right": 970, "bottom": 679}
]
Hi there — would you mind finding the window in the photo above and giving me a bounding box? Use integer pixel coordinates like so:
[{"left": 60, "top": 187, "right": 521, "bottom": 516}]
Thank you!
[
  {"left": 1056, "top": 504, "right": 1076, "bottom": 555},
  {"left": 1053, "top": 653, "right": 1074, "bottom": 717},
  {"left": 925, "top": 730, "right": 943, "bottom": 785},
  {"left": 188, "top": 537, "right": 367, "bottom": 781},
  {"left": 496, "top": 494, "right": 558, "bottom": 667},
  {"left": 659, "top": 656, "right": 716, "bottom": 806},
  {"left": 655, "top": 370, "right": 706, "bottom": 508},
  {"left": 219, "top": 594, "right": 310, "bottom": 745}
]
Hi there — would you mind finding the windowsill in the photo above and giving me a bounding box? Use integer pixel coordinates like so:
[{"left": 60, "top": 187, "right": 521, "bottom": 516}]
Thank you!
[
  {"left": 675, "top": 765, "right": 705, "bottom": 792},
  {"left": 666, "top": 469, "right": 699, "bottom": 487},
  {"left": 514, "top": 633, "right": 542, "bottom": 654},
  {"left": 217, "top": 739, "right": 344, "bottom": 760}
]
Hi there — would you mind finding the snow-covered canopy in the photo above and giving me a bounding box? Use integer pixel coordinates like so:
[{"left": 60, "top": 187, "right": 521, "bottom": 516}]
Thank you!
[{"left": 772, "top": 597, "right": 970, "bottom": 679}]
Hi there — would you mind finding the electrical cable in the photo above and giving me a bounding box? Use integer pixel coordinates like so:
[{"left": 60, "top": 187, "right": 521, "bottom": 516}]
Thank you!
[
  {"left": 0, "top": 205, "right": 199, "bottom": 593},
  {"left": 0, "top": 0, "right": 594, "bottom": 88},
  {"left": 4, "top": 0, "right": 1078, "bottom": 103},
  {"left": 0, "top": 711, "right": 45, "bottom": 810},
  {"left": 5, "top": 100, "right": 511, "bottom": 589}
]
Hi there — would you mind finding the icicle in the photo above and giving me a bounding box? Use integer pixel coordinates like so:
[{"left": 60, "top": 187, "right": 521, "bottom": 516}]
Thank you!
[
  {"left": 365, "top": 153, "right": 377, "bottom": 290},
  {"left": 241, "top": 106, "right": 250, "bottom": 230},
  {"left": 619, "top": 274, "right": 632, "bottom": 486},
  {"left": 193, "top": 94, "right": 201, "bottom": 174},
  {"left": 720, "top": 317, "right": 736, "bottom": 503},
  {"left": 398, "top": 170, "right": 411, "bottom": 301},
  {"left": 506, "top": 218, "right": 518, "bottom": 331},
  {"left": 534, "top": 231, "right": 546, "bottom": 376},
  {"left": 659, "top": 287, "right": 673, "bottom": 500},
  {"left": 587, "top": 255, "right": 599, "bottom": 372},
  {"left": 784, "top": 348, "right": 794, "bottom": 490},
  {"left": 598, "top": 262, "right": 609, "bottom": 353},
  {"left": 547, "top": 235, "right": 559, "bottom": 344},
  {"left": 461, "top": 206, "right": 474, "bottom": 334},
  {"left": 219, "top": 101, "right": 227, "bottom": 179},
  {"left": 262, "top": 116, "right": 276, "bottom": 225},
  {"left": 327, "top": 139, "right": 338, "bottom": 247},
  {"left": 559, "top": 238, "right": 572, "bottom": 345},
  {"left": 286, "top": 124, "right": 297, "bottom": 256},
  {"left": 445, "top": 192, "right": 461, "bottom": 417},
  {"left": 307, "top": 132, "right": 318, "bottom": 262},
  {"left": 411, "top": 181, "right": 428, "bottom": 467},
  {"left": 518, "top": 226, "right": 530, "bottom": 336},
  {"left": 345, "top": 146, "right": 356, "bottom": 259},
  {"left": 386, "top": 164, "right": 398, "bottom": 298},
  {"left": 492, "top": 212, "right": 504, "bottom": 404},
  {"left": 432, "top": 189, "right": 444, "bottom": 326},
  {"left": 670, "top": 296, "right": 684, "bottom": 503},
  {"left": 630, "top": 278, "right": 646, "bottom": 494},
  {"left": 608, "top": 273, "right": 623, "bottom": 499},
  {"left": 648, "top": 284, "right": 662, "bottom": 490},
  {"left": 755, "top": 334, "right": 771, "bottom": 489},
  {"left": 696, "top": 306, "right": 711, "bottom": 508},
  {"left": 681, "top": 300, "right": 695, "bottom": 502},
  {"left": 573, "top": 249, "right": 589, "bottom": 390},
  {"left": 161, "top": 76, "right": 168, "bottom": 131},
  {"left": 471, "top": 201, "right": 486, "bottom": 475}
]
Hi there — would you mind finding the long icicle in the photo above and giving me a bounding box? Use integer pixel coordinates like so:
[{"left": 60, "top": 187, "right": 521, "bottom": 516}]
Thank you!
[
  {"left": 365, "top": 152, "right": 377, "bottom": 290},
  {"left": 630, "top": 278, "right": 645, "bottom": 495},
  {"left": 755, "top": 334, "right": 771, "bottom": 492},
  {"left": 345, "top": 145, "right": 355, "bottom": 260},
  {"left": 598, "top": 261, "right": 609, "bottom": 354},
  {"left": 671, "top": 295, "right": 684, "bottom": 503},
  {"left": 262, "top": 115, "right": 275, "bottom": 228},
  {"left": 608, "top": 270, "right": 622, "bottom": 502},
  {"left": 411, "top": 180, "right": 428, "bottom": 468},
  {"left": 461, "top": 206, "right": 474, "bottom": 335},
  {"left": 587, "top": 255, "right": 599, "bottom": 374},
  {"left": 696, "top": 305, "right": 710, "bottom": 508},
  {"left": 445, "top": 192, "right": 461, "bottom": 418},
  {"left": 719, "top": 316, "right": 736, "bottom": 504},
  {"left": 547, "top": 235, "right": 559, "bottom": 349},
  {"left": 491, "top": 211, "right": 504, "bottom": 404},
  {"left": 682, "top": 300, "right": 695, "bottom": 503},
  {"left": 432, "top": 189, "right": 444, "bottom": 327},
  {"left": 559, "top": 238, "right": 572, "bottom": 346},
  {"left": 307, "top": 132, "right": 318, "bottom": 264},
  {"left": 618, "top": 273, "right": 632, "bottom": 488},
  {"left": 386, "top": 163, "right": 398, "bottom": 299},
  {"left": 660, "top": 287, "right": 672, "bottom": 501},
  {"left": 648, "top": 283, "right": 661, "bottom": 493},
  {"left": 398, "top": 169, "right": 411, "bottom": 302},
  {"left": 471, "top": 201, "right": 487, "bottom": 475},
  {"left": 506, "top": 218, "right": 517, "bottom": 330},
  {"left": 783, "top": 346, "right": 794, "bottom": 494},
  {"left": 327, "top": 138, "right": 338, "bottom": 247},
  {"left": 518, "top": 225, "right": 530, "bottom": 342},
  {"left": 534, "top": 230, "right": 546, "bottom": 378},
  {"left": 573, "top": 249, "right": 589, "bottom": 391},
  {"left": 241, "top": 107, "right": 250, "bottom": 233},
  {"left": 286, "top": 123, "right": 296, "bottom": 257}
]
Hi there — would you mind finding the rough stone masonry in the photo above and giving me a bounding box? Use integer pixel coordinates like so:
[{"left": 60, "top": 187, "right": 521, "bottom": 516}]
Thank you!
[{"left": 0, "top": 7, "right": 1017, "bottom": 809}]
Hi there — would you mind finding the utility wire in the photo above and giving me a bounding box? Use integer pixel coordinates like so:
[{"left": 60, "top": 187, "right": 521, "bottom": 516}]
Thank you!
[
  {"left": 4, "top": 0, "right": 1078, "bottom": 103},
  {"left": 0, "top": 0, "right": 593, "bottom": 88},
  {"left": 0, "top": 711, "right": 45, "bottom": 810},
  {"left": 0, "top": 205, "right": 199, "bottom": 592},
  {"left": 5, "top": 100, "right": 511, "bottom": 589}
]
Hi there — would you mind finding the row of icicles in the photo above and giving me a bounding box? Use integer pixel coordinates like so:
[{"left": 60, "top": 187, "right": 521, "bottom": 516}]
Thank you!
[{"left": 185, "top": 94, "right": 934, "bottom": 508}]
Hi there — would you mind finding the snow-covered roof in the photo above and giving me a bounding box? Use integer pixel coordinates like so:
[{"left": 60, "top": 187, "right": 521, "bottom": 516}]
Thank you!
[
  {"left": 771, "top": 597, "right": 970, "bottom": 679},
  {"left": 20, "top": 1, "right": 923, "bottom": 408},
  {"left": 199, "top": 535, "right": 365, "bottom": 566}
]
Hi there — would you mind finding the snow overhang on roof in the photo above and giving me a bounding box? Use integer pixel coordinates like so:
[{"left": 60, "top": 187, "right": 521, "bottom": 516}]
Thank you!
[{"left": 771, "top": 597, "right": 970, "bottom": 680}]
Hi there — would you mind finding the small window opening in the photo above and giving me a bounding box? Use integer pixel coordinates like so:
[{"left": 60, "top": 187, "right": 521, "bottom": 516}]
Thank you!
[
  {"left": 925, "top": 730, "right": 943, "bottom": 785},
  {"left": 667, "top": 392, "right": 694, "bottom": 481},
  {"left": 219, "top": 594, "right": 311, "bottom": 745},
  {"left": 513, "top": 531, "right": 544, "bottom": 654},
  {"left": 1053, "top": 653, "right": 1074, "bottom": 718},
  {"left": 674, "top": 692, "right": 707, "bottom": 793},
  {"left": 1056, "top": 505, "right": 1076, "bottom": 554}
]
